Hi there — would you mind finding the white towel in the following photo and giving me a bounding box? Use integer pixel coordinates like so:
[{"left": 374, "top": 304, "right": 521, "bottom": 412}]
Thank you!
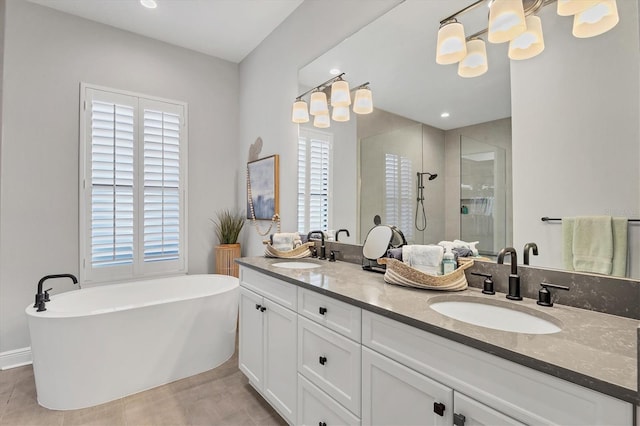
[
  {"left": 453, "top": 240, "right": 471, "bottom": 249},
  {"left": 438, "top": 241, "right": 455, "bottom": 252},
  {"left": 272, "top": 232, "right": 300, "bottom": 252},
  {"left": 402, "top": 245, "right": 444, "bottom": 275}
]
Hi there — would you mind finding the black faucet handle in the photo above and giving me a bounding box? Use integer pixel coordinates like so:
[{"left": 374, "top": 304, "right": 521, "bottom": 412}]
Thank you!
[
  {"left": 329, "top": 250, "right": 340, "bottom": 262},
  {"left": 471, "top": 272, "right": 494, "bottom": 295},
  {"left": 43, "top": 288, "right": 53, "bottom": 302},
  {"left": 310, "top": 246, "right": 318, "bottom": 258},
  {"left": 537, "top": 282, "right": 570, "bottom": 307}
]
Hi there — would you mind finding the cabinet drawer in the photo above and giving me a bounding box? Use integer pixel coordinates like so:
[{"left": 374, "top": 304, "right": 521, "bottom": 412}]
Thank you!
[
  {"left": 297, "top": 374, "right": 360, "bottom": 426},
  {"left": 298, "top": 288, "right": 361, "bottom": 342},
  {"left": 362, "top": 311, "right": 632, "bottom": 425},
  {"left": 298, "top": 316, "right": 361, "bottom": 416},
  {"left": 240, "top": 266, "right": 297, "bottom": 310}
]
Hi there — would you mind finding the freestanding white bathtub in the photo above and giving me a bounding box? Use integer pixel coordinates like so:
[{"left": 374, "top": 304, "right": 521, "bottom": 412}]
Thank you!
[{"left": 25, "top": 274, "right": 239, "bottom": 410}]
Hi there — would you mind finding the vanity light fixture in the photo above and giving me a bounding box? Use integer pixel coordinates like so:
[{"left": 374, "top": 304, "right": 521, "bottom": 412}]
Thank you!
[
  {"left": 508, "top": 15, "right": 545, "bottom": 60},
  {"left": 140, "top": 0, "right": 157, "bottom": 9},
  {"left": 291, "top": 73, "right": 373, "bottom": 127},
  {"left": 572, "top": 0, "right": 619, "bottom": 38},
  {"left": 313, "top": 112, "right": 331, "bottom": 128},
  {"left": 488, "top": 0, "right": 527, "bottom": 43},
  {"left": 352, "top": 84, "right": 373, "bottom": 114},
  {"left": 458, "top": 38, "right": 488, "bottom": 77},
  {"left": 437, "top": 0, "right": 619, "bottom": 78},
  {"left": 330, "top": 78, "right": 351, "bottom": 107},
  {"left": 309, "top": 91, "right": 329, "bottom": 116},
  {"left": 291, "top": 99, "right": 309, "bottom": 123},
  {"left": 436, "top": 19, "right": 467, "bottom": 64}
]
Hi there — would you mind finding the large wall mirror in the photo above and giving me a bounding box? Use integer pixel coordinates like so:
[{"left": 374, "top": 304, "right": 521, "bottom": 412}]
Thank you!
[{"left": 297, "top": 0, "right": 640, "bottom": 279}]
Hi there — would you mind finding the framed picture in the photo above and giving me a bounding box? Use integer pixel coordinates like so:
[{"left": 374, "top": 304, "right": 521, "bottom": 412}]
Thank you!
[{"left": 247, "top": 155, "right": 279, "bottom": 220}]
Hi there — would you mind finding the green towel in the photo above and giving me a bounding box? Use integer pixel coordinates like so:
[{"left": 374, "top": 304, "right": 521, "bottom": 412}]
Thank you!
[
  {"left": 572, "top": 216, "right": 613, "bottom": 275},
  {"left": 562, "top": 217, "right": 575, "bottom": 271},
  {"left": 611, "top": 217, "right": 628, "bottom": 277}
]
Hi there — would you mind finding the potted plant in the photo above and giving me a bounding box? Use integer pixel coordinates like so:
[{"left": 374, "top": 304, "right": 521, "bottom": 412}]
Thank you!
[{"left": 212, "top": 209, "right": 245, "bottom": 277}]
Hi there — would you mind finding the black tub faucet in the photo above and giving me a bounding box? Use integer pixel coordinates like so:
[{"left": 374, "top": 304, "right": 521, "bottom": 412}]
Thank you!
[
  {"left": 497, "top": 247, "right": 522, "bottom": 301},
  {"left": 307, "top": 231, "right": 326, "bottom": 260},
  {"left": 34, "top": 274, "right": 78, "bottom": 312},
  {"left": 523, "top": 242, "right": 538, "bottom": 265},
  {"left": 335, "top": 229, "right": 350, "bottom": 242}
]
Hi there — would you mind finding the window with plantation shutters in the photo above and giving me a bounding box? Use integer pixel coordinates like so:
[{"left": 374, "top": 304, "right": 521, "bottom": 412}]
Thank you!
[
  {"left": 80, "top": 85, "right": 187, "bottom": 283},
  {"left": 298, "top": 128, "right": 332, "bottom": 234},
  {"left": 385, "top": 153, "right": 414, "bottom": 241}
]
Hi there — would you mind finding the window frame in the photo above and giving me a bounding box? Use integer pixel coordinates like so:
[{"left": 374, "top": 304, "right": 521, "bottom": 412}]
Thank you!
[{"left": 79, "top": 83, "right": 188, "bottom": 284}]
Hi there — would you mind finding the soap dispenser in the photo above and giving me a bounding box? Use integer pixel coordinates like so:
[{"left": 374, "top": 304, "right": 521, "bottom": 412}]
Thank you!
[{"left": 442, "top": 248, "right": 457, "bottom": 275}]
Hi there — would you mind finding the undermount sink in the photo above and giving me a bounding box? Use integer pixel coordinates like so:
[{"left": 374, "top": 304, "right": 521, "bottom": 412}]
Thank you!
[
  {"left": 429, "top": 298, "right": 562, "bottom": 334},
  {"left": 272, "top": 261, "right": 321, "bottom": 270}
]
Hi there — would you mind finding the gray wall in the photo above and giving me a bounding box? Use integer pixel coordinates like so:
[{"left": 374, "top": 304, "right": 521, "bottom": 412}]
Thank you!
[
  {"left": 237, "top": 0, "right": 402, "bottom": 256},
  {"left": 511, "top": 2, "right": 640, "bottom": 277},
  {"left": 0, "top": 0, "right": 239, "bottom": 354}
]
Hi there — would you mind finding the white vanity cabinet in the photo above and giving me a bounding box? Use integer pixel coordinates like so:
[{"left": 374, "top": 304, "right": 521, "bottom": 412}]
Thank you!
[
  {"left": 362, "top": 346, "right": 524, "bottom": 426},
  {"left": 239, "top": 268, "right": 298, "bottom": 424},
  {"left": 362, "top": 310, "right": 632, "bottom": 425},
  {"left": 239, "top": 265, "right": 633, "bottom": 426}
]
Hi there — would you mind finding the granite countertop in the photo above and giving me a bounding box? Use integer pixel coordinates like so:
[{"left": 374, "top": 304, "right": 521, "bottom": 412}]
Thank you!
[{"left": 236, "top": 256, "right": 639, "bottom": 405}]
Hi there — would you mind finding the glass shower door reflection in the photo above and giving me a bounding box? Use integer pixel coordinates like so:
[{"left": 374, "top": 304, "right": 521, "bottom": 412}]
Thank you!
[{"left": 460, "top": 136, "right": 506, "bottom": 256}]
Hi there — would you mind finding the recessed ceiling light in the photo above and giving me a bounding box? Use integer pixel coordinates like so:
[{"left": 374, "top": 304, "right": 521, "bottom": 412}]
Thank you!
[
  {"left": 441, "top": 112, "right": 450, "bottom": 118},
  {"left": 140, "top": 0, "right": 157, "bottom": 9},
  {"left": 329, "top": 68, "right": 341, "bottom": 75}
]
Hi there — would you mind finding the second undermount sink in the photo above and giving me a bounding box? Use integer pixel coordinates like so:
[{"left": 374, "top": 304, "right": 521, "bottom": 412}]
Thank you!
[
  {"left": 429, "top": 298, "right": 562, "bottom": 335},
  {"left": 272, "top": 261, "right": 321, "bottom": 270}
]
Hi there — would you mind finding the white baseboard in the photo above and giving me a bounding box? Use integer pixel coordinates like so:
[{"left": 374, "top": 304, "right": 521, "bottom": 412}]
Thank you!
[{"left": 0, "top": 347, "right": 32, "bottom": 370}]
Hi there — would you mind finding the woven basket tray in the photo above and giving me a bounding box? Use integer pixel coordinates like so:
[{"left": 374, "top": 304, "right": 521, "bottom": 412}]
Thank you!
[
  {"left": 264, "top": 241, "right": 315, "bottom": 259},
  {"left": 377, "top": 257, "right": 474, "bottom": 291}
]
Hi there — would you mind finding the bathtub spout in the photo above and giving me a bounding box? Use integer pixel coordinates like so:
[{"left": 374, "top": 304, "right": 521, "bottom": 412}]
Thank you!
[{"left": 35, "top": 274, "right": 78, "bottom": 312}]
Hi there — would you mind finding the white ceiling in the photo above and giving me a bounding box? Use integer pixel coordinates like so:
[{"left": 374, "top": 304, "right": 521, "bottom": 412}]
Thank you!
[{"left": 28, "top": 0, "right": 303, "bottom": 63}]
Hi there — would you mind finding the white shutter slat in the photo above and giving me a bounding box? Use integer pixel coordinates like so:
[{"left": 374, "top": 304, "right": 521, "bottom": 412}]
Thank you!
[
  {"left": 143, "top": 109, "right": 181, "bottom": 262},
  {"left": 90, "top": 101, "right": 134, "bottom": 268}
]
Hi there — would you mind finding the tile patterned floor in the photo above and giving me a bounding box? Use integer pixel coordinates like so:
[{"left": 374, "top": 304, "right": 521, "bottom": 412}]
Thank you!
[{"left": 0, "top": 352, "right": 287, "bottom": 426}]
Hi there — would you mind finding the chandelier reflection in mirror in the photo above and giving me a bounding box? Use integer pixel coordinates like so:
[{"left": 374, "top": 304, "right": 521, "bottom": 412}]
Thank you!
[
  {"left": 291, "top": 73, "right": 373, "bottom": 128},
  {"left": 436, "top": 0, "right": 619, "bottom": 78}
]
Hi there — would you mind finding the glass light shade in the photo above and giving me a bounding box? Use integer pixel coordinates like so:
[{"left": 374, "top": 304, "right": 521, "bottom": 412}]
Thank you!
[
  {"left": 572, "top": 0, "right": 619, "bottom": 38},
  {"left": 458, "top": 39, "right": 488, "bottom": 78},
  {"left": 330, "top": 80, "right": 351, "bottom": 106},
  {"left": 436, "top": 21, "right": 467, "bottom": 65},
  {"left": 508, "top": 15, "right": 545, "bottom": 60},
  {"left": 309, "top": 91, "right": 328, "bottom": 115},
  {"left": 291, "top": 100, "right": 309, "bottom": 123},
  {"left": 557, "top": 0, "right": 598, "bottom": 16},
  {"left": 313, "top": 112, "right": 330, "bottom": 128},
  {"left": 488, "top": 0, "right": 526, "bottom": 43},
  {"left": 332, "top": 105, "right": 350, "bottom": 122},
  {"left": 353, "top": 88, "right": 373, "bottom": 114}
]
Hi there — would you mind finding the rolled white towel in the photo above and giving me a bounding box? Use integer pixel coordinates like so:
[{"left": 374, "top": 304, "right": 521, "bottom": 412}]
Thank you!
[
  {"left": 272, "top": 232, "right": 300, "bottom": 251},
  {"left": 403, "top": 245, "right": 444, "bottom": 275},
  {"left": 453, "top": 239, "right": 470, "bottom": 249},
  {"left": 438, "top": 241, "right": 455, "bottom": 252}
]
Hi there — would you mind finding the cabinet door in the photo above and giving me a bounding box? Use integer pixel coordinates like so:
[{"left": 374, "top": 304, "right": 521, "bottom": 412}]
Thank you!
[
  {"left": 362, "top": 347, "right": 453, "bottom": 426},
  {"left": 263, "top": 297, "right": 298, "bottom": 424},
  {"left": 239, "top": 287, "right": 263, "bottom": 387},
  {"left": 453, "top": 393, "right": 524, "bottom": 426}
]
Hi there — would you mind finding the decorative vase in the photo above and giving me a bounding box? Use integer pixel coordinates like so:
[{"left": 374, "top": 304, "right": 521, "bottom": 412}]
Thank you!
[{"left": 215, "top": 243, "right": 241, "bottom": 277}]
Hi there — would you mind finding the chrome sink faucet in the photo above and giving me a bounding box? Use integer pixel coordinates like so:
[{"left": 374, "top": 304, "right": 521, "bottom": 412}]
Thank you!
[{"left": 497, "top": 247, "right": 522, "bottom": 301}]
